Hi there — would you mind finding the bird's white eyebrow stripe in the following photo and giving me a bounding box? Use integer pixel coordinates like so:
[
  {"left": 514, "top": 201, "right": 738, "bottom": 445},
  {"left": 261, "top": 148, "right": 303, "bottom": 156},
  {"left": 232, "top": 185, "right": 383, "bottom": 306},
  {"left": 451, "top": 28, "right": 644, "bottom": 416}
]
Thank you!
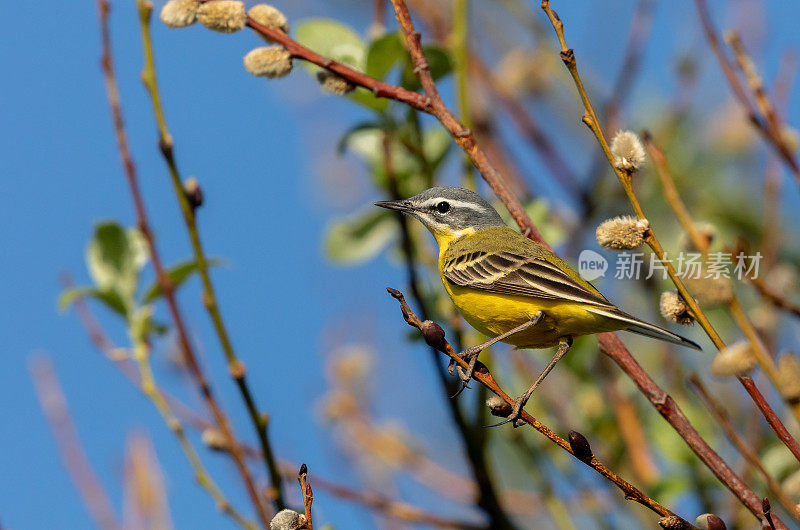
[{"left": 417, "top": 198, "right": 487, "bottom": 212}]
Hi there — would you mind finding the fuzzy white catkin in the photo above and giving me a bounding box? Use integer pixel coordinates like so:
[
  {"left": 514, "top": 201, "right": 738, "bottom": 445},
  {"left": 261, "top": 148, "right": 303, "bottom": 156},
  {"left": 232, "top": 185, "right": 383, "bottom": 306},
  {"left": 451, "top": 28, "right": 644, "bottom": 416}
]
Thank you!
[
  {"left": 777, "top": 353, "right": 800, "bottom": 401},
  {"left": 248, "top": 4, "right": 288, "bottom": 32},
  {"left": 659, "top": 291, "right": 694, "bottom": 325},
  {"left": 485, "top": 396, "right": 505, "bottom": 409},
  {"left": 680, "top": 275, "right": 733, "bottom": 307},
  {"left": 243, "top": 46, "right": 292, "bottom": 78},
  {"left": 610, "top": 130, "right": 646, "bottom": 171},
  {"left": 780, "top": 126, "right": 800, "bottom": 154},
  {"left": 710, "top": 341, "right": 756, "bottom": 377},
  {"left": 595, "top": 216, "right": 649, "bottom": 250},
  {"left": 201, "top": 428, "right": 228, "bottom": 451},
  {"left": 160, "top": 0, "right": 200, "bottom": 28},
  {"left": 269, "top": 509, "right": 305, "bottom": 530},
  {"left": 196, "top": 0, "right": 246, "bottom": 33},
  {"left": 317, "top": 70, "right": 355, "bottom": 95},
  {"left": 782, "top": 469, "right": 800, "bottom": 498}
]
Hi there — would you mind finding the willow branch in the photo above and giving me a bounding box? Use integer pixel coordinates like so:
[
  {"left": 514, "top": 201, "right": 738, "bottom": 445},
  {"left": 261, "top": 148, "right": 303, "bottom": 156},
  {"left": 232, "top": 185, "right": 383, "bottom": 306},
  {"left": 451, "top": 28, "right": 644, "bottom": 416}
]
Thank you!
[
  {"left": 452, "top": 0, "right": 475, "bottom": 188},
  {"left": 387, "top": 288, "right": 695, "bottom": 527},
  {"left": 469, "top": 56, "right": 584, "bottom": 199},
  {"left": 130, "top": 336, "right": 256, "bottom": 530},
  {"left": 688, "top": 374, "right": 800, "bottom": 520},
  {"left": 603, "top": 0, "right": 657, "bottom": 132},
  {"left": 747, "top": 275, "right": 800, "bottom": 320},
  {"left": 136, "top": 0, "right": 286, "bottom": 510},
  {"left": 239, "top": 4, "right": 543, "bottom": 243},
  {"left": 30, "top": 357, "right": 120, "bottom": 530},
  {"left": 540, "top": 0, "right": 800, "bottom": 474},
  {"left": 643, "top": 131, "right": 800, "bottom": 428},
  {"left": 95, "top": 1, "right": 268, "bottom": 525},
  {"left": 280, "top": 465, "right": 485, "bottom": 530},
  {"left": 245, "top": 17, "right": 429, "bottom": 110},
  {"left": 694, "top": 0, "right": 800, "bottom": 188}
]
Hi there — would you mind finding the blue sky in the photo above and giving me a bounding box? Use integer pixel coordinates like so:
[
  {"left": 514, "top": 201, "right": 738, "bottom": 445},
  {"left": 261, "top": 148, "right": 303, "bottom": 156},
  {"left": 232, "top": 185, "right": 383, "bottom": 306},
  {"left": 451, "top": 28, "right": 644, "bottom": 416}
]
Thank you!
[{"left": 3, "top": 0, "right": 800, "bottom": 528}]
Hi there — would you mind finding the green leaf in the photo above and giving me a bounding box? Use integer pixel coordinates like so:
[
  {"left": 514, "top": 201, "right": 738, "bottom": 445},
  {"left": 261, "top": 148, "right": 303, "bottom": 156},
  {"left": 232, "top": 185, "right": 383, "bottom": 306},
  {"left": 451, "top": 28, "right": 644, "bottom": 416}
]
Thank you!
[
  {"left": 86, "top": 222, "right": 143, "bottom": 310},
  {"left": 337, "top": 122, "right": 384, "bottom": 155},
  {"left": 130, "top": 305, "right": 155, "bottom": 343},
  {"left": 58, "top": 286, "right": 96, "bottom": 312},
  {"left": 128, "top": 228, "right": 149, "bottom": 270},
  {"left": 402, "top": 46, "right": 452, "bottom": 90},
  {"left": 347, "top": 89, "right": 389, "bottom": 113},
  {"left": 421, "top": 127, "right": 451, "bottom": 171},
  {"left": 142, "top": 258, "right": 221, "bottom": 304},
  {"left": 58, "top": 286, "right": 129, "bottom": 318},
  {"left": 294, "top": 19, "right": 366, "bottom": 71},
  {"left": 366, "top": 32, "right": 405, "bottom": 81},
  {"left": 343, "top": 127, "right": 418, "bottom": 177},
  {"left": 423, "top": 46, "right": 453, "bottom": 80},
  {"left": 323, "top": 209, "right": 398, "bottom": 265}
]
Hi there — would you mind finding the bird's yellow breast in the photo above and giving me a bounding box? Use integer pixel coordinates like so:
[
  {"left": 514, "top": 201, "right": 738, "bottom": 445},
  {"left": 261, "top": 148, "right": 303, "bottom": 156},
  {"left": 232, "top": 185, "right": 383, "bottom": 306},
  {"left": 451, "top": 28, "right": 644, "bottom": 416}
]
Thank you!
[{"left": 436, "top": 234, "right": 620, "bottom": 349}]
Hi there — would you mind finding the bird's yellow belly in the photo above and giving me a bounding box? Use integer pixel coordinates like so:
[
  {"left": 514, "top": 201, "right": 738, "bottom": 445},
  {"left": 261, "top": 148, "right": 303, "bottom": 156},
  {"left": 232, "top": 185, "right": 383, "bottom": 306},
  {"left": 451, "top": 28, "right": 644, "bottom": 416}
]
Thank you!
[{"left": 444, "top": 282, "right": 622, "bottom": 349}]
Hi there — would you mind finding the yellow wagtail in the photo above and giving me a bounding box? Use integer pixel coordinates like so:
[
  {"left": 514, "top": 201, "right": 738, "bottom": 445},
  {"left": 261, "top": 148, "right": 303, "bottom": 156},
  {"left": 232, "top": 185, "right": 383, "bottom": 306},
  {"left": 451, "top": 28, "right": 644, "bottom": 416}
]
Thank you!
[{"left": 377, "top": 186, "right": 700, "bottom": 425}]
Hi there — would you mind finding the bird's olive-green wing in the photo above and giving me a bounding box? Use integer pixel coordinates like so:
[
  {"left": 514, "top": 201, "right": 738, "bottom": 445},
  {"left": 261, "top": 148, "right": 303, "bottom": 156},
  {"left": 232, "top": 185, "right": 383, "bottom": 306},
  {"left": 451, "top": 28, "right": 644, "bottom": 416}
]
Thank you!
[{"left": 443, "top": 229, "right": 615, "bottom": 308}]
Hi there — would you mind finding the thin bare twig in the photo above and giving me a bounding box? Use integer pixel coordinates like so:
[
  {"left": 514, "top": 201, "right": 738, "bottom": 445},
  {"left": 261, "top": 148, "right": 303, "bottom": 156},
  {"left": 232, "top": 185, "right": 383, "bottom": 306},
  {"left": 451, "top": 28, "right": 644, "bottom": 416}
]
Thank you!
[
  {"left": 302, "top": 473, "right": 485, "bottom": 529},
  {"left": 297, "top": 464, "right": 313, "bottom": 529},
  {"left": 688, "top": 374, "right": 800, "bottom": 520},
  {"left": 30, "top": 357, "right": 120, "bottom": 530},
  {"left": 747, "top": 275, "right": 800, "bottom": 320},
  {"left": 95, "top": 1, "right": 268, "bottom": 525},
  {"left": 470, "top": 56, "right": 584, "bottom": 198},
  {"left": 762, "top": 50, "right": 797, "bottom": 267},
  {"left": 136, "top": 0, "right": 286, "bottom": 510},
  {"left": 694, "top": 0, "right": 800, "bottom": 188},
  {"left": 603, "top": 0, "right": 657, "bottom": 132},
  {"left": 540, "top": 0, "right": 800, "bottom": 481},
  {"left": 643, "top": 131, "right": 800, "bottom": 428},
  {"left": 387, "top": 288, "right": 695, "bottom": 528}
]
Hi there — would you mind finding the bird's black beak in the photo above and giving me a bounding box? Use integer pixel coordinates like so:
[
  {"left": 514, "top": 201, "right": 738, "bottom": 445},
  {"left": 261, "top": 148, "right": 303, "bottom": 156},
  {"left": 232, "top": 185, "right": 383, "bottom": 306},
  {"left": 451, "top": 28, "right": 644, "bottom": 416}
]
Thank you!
[{"left": 374, "top": 200, "right": 414, "bottom": 212}]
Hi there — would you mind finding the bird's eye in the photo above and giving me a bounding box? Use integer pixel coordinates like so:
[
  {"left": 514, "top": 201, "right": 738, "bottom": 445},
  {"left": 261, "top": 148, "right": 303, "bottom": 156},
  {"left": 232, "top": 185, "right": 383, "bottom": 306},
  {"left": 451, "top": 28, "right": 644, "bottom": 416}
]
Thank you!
[{"left": 435, "top": 201, "right": 450, "bottom": 214}]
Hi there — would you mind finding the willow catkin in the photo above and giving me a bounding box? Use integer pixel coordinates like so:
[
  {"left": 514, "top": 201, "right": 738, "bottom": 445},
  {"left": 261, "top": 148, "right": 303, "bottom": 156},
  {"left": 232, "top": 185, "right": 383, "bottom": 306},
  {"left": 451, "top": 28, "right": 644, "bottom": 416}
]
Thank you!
[{"left": 596, "top": 216, "right": 649, "bottom": 250}]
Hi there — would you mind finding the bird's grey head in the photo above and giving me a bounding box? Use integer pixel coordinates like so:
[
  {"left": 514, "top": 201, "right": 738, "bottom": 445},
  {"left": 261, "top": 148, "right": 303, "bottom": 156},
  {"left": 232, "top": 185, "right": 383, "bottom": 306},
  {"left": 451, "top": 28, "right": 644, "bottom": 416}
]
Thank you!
[{"left": 374, "top": 186, "right": 505, "bottom": 238}]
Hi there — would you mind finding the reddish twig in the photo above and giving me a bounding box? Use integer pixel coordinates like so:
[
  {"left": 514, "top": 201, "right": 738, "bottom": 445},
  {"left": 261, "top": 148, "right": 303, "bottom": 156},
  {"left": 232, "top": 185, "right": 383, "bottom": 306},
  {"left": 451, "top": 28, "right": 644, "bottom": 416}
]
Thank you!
[
  {"left": 643, "top": 130, "right": 800, "bottom": 451},
  {"left": 243, "top": 5, "right": 544, "bottom": 243},
  {"left": 95, "top": 1, "right": 268, "bottom": 525},
  {"left": 297, "top": 464, "right": 313, "bottom": 529},
  {"left": 540, "top": 0, "right": 800, "bottom": 493},
  {"left": 694, "top": 0, "right": 800, "bottom": 188},
  {"left": 299, "top": 471, "right": 485, "bottom": 529},
  {"left": 245, "top": 18, "right": 429, "bottom": 110},
  {"left": 596, "top": 332, "right": 784, "bottom": 528},
  {"left": 387, "top": 287, "right": 695, "bottom": 527},
  {"left": 688, "top": 373, "right": 800, "bottom": 520},
  {"left": 136, "top": 2, "right": 286, "bottom": 509},
  {"left": 747, "top": 275, "right": 800, "bottom": 320},
  {"left": 387, "top": 0, "right": 546, "bottom": 243},
  {"left": 469, "top": 56, "right": 583, "bottom": 198},
  {"left": 30, "top": 357, "right": 120, "bottom": 530}
]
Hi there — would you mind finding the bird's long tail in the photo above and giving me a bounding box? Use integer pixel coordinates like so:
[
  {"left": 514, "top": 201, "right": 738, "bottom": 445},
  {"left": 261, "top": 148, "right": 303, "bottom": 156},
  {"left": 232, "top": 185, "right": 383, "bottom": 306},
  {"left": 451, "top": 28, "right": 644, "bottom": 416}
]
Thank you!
[{"left": 584, "top": 307, "right": 702, "bottom": 351}]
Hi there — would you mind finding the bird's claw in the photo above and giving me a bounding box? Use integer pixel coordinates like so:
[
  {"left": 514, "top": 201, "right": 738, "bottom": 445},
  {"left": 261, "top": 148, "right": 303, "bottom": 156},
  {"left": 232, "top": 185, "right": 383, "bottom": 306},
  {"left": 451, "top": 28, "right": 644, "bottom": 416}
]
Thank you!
[{"left": 449, "top": 348, "right": 481, "bottom": 398}]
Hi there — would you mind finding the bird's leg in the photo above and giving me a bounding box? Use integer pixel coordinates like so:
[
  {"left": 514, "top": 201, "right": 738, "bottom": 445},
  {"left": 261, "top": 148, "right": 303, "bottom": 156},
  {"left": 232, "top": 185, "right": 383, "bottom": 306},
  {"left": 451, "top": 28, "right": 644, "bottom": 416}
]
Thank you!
[
  {"left": 488, "top": 337, "right": 573, "bottom": 427},
  {"left": 451, "top": 312, "right": 543, "bottom": 397}
]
